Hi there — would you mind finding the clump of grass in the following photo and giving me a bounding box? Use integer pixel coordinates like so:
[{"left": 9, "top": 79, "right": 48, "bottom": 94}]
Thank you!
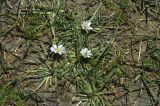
[{"left": 0, "top": 85, "right": 25, "bottom": 106}]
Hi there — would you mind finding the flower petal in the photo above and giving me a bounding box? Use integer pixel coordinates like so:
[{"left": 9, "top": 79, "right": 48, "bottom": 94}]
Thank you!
[
  {"left": 58, "top": 45, "right": 63, "bottom": 48},
  {"left": 58, "top": 51, "right": 62, "bottom": 55},
  {"left": 88, "top": 27, "right": 93, "bottom": 30},
  {"left": 50, "top": 47, "right": 55, "bottom": 52},
  {"left": 53, "top": 44, "right": 57, "bottom": 49},
  {"left": 88, "top": 21, "right": 91, "bottom": 26},
  {"left": 62, "top": 48, "right": 66, "bottom": 54}
]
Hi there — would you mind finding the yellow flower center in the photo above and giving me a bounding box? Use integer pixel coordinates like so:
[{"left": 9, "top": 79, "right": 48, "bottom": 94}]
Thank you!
[
  {"left": 55, "top": 48, "right": 61, "bottom": 53},
  {"left": 83, "top": 24, "right": 88, "bottom": 29}
]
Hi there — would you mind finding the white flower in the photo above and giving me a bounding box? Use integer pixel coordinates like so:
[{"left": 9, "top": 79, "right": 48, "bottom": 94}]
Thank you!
[
  {"left": 81, "top": 20, "right": 93, "bottom": 33},
  {"left": 50, "top": 44, "right": 66, "bottom": 55},
  {"left": 80, "top": 48, "right": 92, "bottom": 58}
]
